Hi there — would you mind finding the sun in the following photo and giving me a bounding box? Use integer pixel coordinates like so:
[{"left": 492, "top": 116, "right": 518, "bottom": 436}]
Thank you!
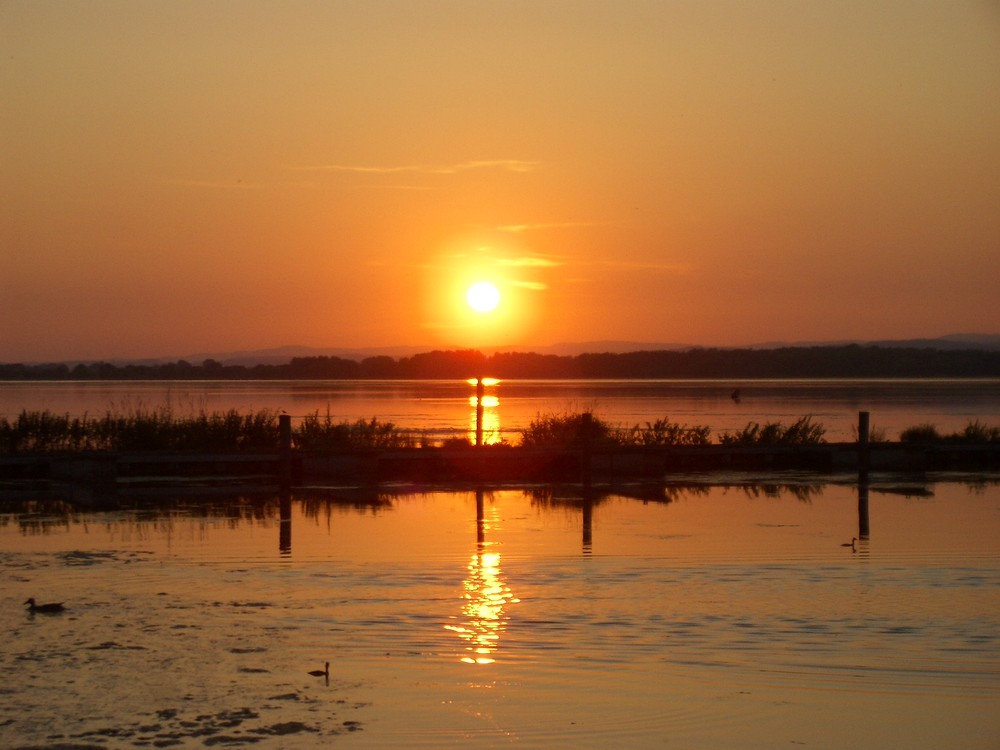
[{"left": 466, "top": 281, "right": 501, "bottom": 314}]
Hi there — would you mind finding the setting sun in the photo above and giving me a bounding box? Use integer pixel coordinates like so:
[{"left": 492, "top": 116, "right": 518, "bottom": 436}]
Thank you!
[{"left": 466, "top": 281, "right": 501, "bottom": 314}]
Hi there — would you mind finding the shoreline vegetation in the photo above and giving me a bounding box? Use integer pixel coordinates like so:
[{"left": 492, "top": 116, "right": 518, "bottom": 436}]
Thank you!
[
  {"left": 3, "top": 344, "right": 1000, "bottom": 380},
  {"left": 2, "top": 409, "right": 999, "bottom": 495},
  {"left": 2, "top": 407, "right": 998, "bottom": 454}
]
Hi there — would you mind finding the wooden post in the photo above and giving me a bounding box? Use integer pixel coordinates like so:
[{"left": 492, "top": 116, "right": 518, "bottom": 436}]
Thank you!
[
  {"left": 857, "top": 411, "right": 870, "bottom": 540},
  {"left": 475, "top": 378, "right": 485, "bottom": 447},
  {"left": 581, "top": 412, "right": 593, "bottom": 487},
  {"left": 279, "top": 413, "right": 292, "bottom": 490},
  {"left": 858, "top": 410, "right": 870, "bottom": 472}
]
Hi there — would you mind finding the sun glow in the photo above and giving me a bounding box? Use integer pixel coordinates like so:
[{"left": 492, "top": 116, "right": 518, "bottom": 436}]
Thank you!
[
  {"left": 420, "top": 241, "right": 545, "bottom": 347},
  {"left": 466, "top": 281, "right": 501, "bottom": 314}
]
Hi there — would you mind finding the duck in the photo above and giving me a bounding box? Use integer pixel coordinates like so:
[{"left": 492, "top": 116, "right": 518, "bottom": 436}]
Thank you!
[
  {"left": 307, "top": 662, "right": 330, "bottom": 677},
  {"left": 24, "top": 597, "right": 65, "bottom": 613},
  {"left": 840, "top": 537, "right": 857, "bottom": 551}
]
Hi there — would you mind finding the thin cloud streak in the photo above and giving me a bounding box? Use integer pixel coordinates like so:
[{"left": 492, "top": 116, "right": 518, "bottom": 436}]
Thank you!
[
  {"left": 593, "top": 259, "right": 693, "bottom": 273},
  {"left": 294, "top": 160, "right": 541, "bottom": 175},
  {"left": 494, "top": 221, "right": 599, "bottom": 233},
  {"left": 511, "top": 280, "right": 548, "bottom": 291},
  {"left": 168, "top": 178, "right": 271, "bottom": 190},
  {"left": 497, "top": 257, "right": 563, "bottom": 268}
]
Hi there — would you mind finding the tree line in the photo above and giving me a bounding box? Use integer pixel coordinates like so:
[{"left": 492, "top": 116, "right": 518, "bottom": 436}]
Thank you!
[{"left": 2, "top": 345, "right": 999, "bottom": 380}]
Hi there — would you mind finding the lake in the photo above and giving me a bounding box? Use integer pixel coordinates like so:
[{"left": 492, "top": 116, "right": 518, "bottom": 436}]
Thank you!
[
  {"left": 2, "top": 478, "right": 999, "bottom": 748},
  {"left": 2, "top": 378, "right": 1000, "bottom": 443}
]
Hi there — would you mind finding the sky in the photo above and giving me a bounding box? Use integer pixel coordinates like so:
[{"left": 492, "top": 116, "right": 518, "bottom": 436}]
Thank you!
[{"left": 2, "top": 1, "right": 999, "bottom": 362}]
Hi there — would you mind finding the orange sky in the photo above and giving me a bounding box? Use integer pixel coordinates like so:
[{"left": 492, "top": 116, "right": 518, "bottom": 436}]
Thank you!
[{"left": 3, "top": 1, "right": 999, "bottom": 362}]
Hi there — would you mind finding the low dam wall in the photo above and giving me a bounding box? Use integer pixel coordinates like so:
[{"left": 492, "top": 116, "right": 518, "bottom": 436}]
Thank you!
[{"left": 2, "top": 442, "right": 999, "bottom": 503}]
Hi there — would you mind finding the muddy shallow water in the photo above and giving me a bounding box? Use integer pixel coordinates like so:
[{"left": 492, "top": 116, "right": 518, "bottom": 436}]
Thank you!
[{"left": 3, "top": 476, "right": 999, "bottom": 748}]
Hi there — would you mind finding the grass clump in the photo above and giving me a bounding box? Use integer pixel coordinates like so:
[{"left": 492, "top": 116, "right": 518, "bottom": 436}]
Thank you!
[
  {"left": 900, "top": 420, "right": 1000, "bottom": 444},
  {"left": 296, "top": 411, "right": 416, "bottom": 451},
  {"left": 613, "top": 417, "right": 712, "bottom": 447},
  {"left": 718, "top": 416, "right": 826, "bottom": 446}
]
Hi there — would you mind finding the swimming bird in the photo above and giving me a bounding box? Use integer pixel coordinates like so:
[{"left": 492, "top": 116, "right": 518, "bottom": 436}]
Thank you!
[
  {"left": 840, "top": 537, "right": 857, "bottom": 551},
  {"left": 24, "top": 597, "right": 65, "bottom": 613},
  {"left": 308, "top": 662, "right": 330, "bottom": 677}
]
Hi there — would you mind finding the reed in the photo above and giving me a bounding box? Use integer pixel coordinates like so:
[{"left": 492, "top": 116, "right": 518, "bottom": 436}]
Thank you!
[
  {"left": 0, "top": 407, "right": 282, "bottom": 453},
  {"left": 900, "top": 420, "right": 1000, "bottom": 444},
  {"left": 718, "top": 416, "right": 826, "bottom": 446},
  {"left": 612, "top": 417, "right": 712, "bottom": 447},
  {"left": 296, "top": 411, "right": 417, "bottom": 451}
]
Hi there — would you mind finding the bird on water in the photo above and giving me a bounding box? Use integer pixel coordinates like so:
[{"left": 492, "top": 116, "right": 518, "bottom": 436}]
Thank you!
[
  {"left": 24, "top": 598, "right": 65, "bottom": 613},
  {"left": 308, "top": 662, "right": 330, "bottom": 677},
  {"left": 840, "top": 537, "right": 857, "bottom": 551}
]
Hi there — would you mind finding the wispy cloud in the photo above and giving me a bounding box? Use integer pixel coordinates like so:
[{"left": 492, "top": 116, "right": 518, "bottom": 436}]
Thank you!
[
  {"left": 497, "top": 256, "right": 564, "bottom": 268},
  {"left": 294, "top": 160, "right": 540, "bottom": 175},
  {"left": 593, "top": 259, "right": 693, "bottom": 273},
  {"left": 168, "top": 178, "right": 270, "bottom": 189},
  {"left": 494, "top": 221, "right": 597, "bottom": 233},
  {"left": 511, "top": 280, "right": 549, "bottom": 291}
]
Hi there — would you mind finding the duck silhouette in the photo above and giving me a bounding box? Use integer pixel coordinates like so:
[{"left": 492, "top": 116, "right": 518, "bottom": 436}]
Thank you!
[
  {"left": 24, "top": 597, "right": 65, "bottom": 613},
  {"left": 308, "top": 662, "right": 329, "bottom": 678},
  {"left": 840, "top": 537, "right": 857, "bottom": 551}
]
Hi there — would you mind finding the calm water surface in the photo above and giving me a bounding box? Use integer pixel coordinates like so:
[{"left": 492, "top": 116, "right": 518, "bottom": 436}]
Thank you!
[
  {"left": 2, "top": 478, "right": 999, "bottom": 748},
  {"left": 2, "top": 378, "right": 999, "bottom": 441}
]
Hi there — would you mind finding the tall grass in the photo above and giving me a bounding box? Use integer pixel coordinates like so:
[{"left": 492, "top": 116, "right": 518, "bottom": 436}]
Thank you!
[
  {"left": 4, "top": 408, "right": 997, "bottom": 454},
  {"left": 900, "top": 420, "right": 1000, "bottom": 443},
  {"left": 718, "top": 416, "right": 826, "bottom": 446},
  {"left": 521, "top": 412, "right": 713, "bottom": 448},
  {"left": 612, "top": 417, "right": 712, "bottom": 447},
  {"left": 0, "top": 408, "right": 281, "bottom": 453},
  {"left": 295, "top": 411, "right": 418, "bottom": 450}
]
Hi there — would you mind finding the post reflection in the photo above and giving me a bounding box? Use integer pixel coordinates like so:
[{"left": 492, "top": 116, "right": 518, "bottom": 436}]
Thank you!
[
  {"left": 279, "top": 491, "right": 292, "bottom": 557},
  {"left": 444, "top": 489, "right": 519, "bottom": 664}
]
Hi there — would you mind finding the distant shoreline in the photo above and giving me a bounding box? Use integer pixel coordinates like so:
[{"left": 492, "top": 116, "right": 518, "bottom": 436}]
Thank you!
[{"left": 3, "top": 344, "right": 1000, "bottom": 381}]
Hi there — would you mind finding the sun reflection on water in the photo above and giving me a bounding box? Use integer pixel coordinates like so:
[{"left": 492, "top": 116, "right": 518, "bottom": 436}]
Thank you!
[
  {"left": 445, "top": 496, "right": 519, "bottom": 664},
  {"left": 467, "top": 378, "right": 502, "bottom": 445}
]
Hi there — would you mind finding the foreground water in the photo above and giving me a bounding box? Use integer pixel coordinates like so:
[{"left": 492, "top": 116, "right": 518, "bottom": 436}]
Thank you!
[{"left": 2, "top": 476, "right": 999, "bottom": 748}]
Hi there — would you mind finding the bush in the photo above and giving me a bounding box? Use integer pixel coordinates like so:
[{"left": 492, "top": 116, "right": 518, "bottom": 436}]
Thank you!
[
  {"left": 957, "top": 420, "right": 1000, "bottom": 443},
  {"left": 899, "top": 420, "right": 1000, "bottom": 444},
  {"left": 519, "top": 411, "right": 612, "bottom": 449},
  {"left": 899, "top": 423, "right": 942, "bottom": 443}
]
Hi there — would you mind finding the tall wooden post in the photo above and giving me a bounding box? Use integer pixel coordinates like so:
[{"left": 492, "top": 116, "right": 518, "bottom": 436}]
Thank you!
[
  {"left": 279, "top": 413, "right": 292, "bottom": 490},
  {"left": 580, "top": 412, "right": 593, "bottom": 487},
  {"left": 857, "top": 411, "right": 870, "bottom": 540},
  {"left": 858, "top": 411, "right": 870, "bottom": 466},
  {"left": 475, "top": 378, "right": 485, "bottom": 447}
]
